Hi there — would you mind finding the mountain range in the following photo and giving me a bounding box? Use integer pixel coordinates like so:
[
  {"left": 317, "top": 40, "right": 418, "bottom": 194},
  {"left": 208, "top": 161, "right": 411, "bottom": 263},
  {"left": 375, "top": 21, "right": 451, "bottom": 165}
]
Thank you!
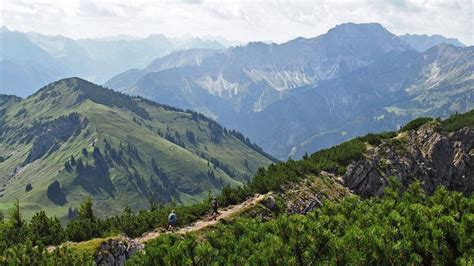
[
  {"left": 0, "top": 78, "right": 274, "bottom": 220},
  {"left": 1, "top": 22, "right": 471, "bottom": 164},
  {"left": 0, "top": 28, "right": 66, "bottom": 97},
  {"left": 399, "top": 33, "right": 466, "bottom": 52},
  {"left": 0, "top": 26, "right": 227, "bottom": 97},
  {"left": 1, "top": 24, "right": 466, "bottom": 99},
  {"left": 105, "top": 23, "right": 473, "bottom": 159}
]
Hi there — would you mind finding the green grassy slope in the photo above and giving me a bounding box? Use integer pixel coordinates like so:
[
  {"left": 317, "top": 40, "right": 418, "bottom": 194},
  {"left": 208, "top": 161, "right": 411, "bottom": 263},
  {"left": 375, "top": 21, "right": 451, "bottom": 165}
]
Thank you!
[{"left": 0, "top": 78, "right": 274, "bottom": 220}]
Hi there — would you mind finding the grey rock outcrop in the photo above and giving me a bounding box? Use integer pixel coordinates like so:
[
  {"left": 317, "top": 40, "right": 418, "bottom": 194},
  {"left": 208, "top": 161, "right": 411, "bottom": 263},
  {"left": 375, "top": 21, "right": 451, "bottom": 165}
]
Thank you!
[
  {"left": 343, "top": 125, "right": 474, "bottom": 197},
  {"left": 261, "top": 195, "right": 278, "bottom": 211},
  {"left": 95, "top": 235, "right": 144, "bottom": 266}
]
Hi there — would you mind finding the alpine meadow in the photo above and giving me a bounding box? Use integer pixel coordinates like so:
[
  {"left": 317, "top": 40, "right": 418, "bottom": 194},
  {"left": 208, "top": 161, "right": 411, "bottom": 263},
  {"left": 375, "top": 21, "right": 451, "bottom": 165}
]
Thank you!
[{"left": 0, "top": 1, "right": 473, "bottom": 265}]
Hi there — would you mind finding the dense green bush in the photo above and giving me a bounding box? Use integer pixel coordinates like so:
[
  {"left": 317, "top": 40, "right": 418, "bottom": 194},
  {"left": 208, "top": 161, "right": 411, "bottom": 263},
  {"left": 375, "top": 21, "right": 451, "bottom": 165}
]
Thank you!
[
  {"left": 129, "top": 182, "right": 474, "bottom": 265},
  {"left": 66, "top": 197, "right": 101, "bottom": 242},
  {"left": 250, "top": 139, "right": 367, "bottom": 194},
  {"left": 29, "top": 211, "right": 64, "bottom": 246},
  {"left": 0, "top": 201, "right": 92, "bottom": 264},
  {"left": 0, "top": 243, "right": 93, "bottom": 265},
  {"left": 356, "top": 131, "right": 397, "bottom": 146},
  {"left": 309, "top": 139, "right": 366, "bottom": 175},
  {"left": 400, "top": 117, "right": 433, "bottom": 132},
  {"left": 441, "top": 110, "right": 474, "bottom": 132}
]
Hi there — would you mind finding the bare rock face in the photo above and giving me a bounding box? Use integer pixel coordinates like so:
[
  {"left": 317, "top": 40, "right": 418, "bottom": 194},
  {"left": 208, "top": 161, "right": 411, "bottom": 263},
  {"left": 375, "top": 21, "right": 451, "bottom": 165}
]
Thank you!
[
  {"left": 95, "top": 235, "right": 144, "bottom": 266},
  {"left": 343, "top": 125, "right": 474, "bottom": 197},
  {"left": 261, "top": 195, "right": 278, "bottom": 211}
]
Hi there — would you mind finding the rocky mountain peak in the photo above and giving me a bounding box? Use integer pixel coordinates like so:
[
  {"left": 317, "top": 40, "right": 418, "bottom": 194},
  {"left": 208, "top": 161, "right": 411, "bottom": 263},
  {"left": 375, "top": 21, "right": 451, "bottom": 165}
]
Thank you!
[
  {"left": 327, "top": 22, "right": 387, "bottom": 35},
  {"left": 321, "top": 22, "right": 412, "bottom": 53}
]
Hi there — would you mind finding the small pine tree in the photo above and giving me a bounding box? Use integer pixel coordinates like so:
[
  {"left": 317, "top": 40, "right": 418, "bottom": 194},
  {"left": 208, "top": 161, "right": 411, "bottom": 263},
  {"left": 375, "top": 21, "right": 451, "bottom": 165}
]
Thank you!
[
  {"left": 82, "top": 148, "right": 88, "bottom": 157},
  {"left": 79, "top": 197, "right": 94, "bottom": 221},
  {"left": 148, "top": 196, "right": 158, "bottom": 212},
  {"left": 92, "top": 147, "right": 101, "bottom": 159},
  {"left": 29, "top": 210, "right": 64, "bottom": 246},
  {"left": 303, "top": 152, "right": 309, "bottom": 160},
  {"left": 66, "top": 197, "right": 99, "bottom": 242},
  {"left": 47, "top": 180, "right": 67, "bottom": 205},
  {"left": 6, "top": 199, "right": 28, "bottom": 244},
  {"left": 70, "top": 155, "right": 76, "bottom": 166}
]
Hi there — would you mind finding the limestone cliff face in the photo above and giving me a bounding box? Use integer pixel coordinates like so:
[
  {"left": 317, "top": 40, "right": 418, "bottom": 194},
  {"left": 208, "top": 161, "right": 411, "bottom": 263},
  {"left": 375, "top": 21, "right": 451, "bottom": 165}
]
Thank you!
[{"left": 343, "top": 125, "right": 473, "bottom": 197}]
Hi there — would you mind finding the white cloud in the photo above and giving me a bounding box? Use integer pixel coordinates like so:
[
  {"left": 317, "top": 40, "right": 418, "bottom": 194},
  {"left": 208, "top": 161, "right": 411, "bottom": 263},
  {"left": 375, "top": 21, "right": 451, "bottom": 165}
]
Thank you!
[{"left": 0, "top": 0, "right": 472, "bottom": 45}]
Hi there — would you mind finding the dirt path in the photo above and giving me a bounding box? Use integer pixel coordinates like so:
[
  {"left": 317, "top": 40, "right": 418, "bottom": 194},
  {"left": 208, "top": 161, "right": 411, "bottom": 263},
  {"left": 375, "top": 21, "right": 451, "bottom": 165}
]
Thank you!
[
  {"left": 47, "top": 194, "right": 268, "bottom": 253},
  {"left": 136, "top": 193, "right": 267, "bottom": 243}
]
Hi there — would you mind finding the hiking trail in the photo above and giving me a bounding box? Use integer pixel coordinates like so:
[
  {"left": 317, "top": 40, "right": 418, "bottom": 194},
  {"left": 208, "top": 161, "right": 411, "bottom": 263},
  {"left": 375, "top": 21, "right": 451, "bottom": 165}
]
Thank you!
[
  {"left": 47, "top": 193, "right": 268, "bottom": 255},
  {"left": 136, "top": 193, "right": 267, "bottom": 243}
]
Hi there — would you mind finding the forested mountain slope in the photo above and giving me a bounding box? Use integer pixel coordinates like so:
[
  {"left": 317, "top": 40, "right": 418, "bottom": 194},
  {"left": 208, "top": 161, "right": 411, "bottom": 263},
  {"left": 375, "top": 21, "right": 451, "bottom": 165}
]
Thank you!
[{"left": 0, "top": 78, "right": 274, "bottom": 220}]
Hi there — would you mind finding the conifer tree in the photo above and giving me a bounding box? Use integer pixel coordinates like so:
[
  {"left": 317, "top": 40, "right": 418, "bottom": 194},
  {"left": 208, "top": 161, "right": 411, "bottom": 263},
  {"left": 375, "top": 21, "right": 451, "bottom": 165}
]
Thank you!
[
  {"left": 70, "top": 155, "right": 76, "bottom": 166},
  {"left": 6, "top": 200, "right": 28, "bottom": 245},
  {"left": 29, "top": 210, "right": 64, "bottom": 246},
  {"left": 79, "top": 197, "right": 94, "bottom": 221},
  {"left": 82, "top": 148, "right": 88, "bottom": 157}
]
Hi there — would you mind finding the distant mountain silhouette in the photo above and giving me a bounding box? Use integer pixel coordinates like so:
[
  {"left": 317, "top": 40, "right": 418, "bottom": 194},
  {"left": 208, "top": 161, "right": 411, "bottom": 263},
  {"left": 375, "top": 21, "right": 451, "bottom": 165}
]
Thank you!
[
  {"left": 106, "top": 23, "right": 473, "bottom": 159},
  {"left": 0, "top": 28, "right": 226, "bottom": 96},
  {"left": 399, "top": 33, "right": 465, "bottom": 52}
]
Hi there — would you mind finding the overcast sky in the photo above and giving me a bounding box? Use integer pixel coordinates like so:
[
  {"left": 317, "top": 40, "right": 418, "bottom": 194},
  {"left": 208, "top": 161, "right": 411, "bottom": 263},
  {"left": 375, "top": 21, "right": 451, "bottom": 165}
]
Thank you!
[{"left": 1, "top": 0, "right": 472, "bottom": 45}]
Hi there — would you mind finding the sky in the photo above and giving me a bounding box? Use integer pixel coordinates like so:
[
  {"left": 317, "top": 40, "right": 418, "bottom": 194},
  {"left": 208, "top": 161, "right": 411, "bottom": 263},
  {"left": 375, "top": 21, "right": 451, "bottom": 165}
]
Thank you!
[{"left": 1, "top": 0, "right": 473, "bottom": 45}]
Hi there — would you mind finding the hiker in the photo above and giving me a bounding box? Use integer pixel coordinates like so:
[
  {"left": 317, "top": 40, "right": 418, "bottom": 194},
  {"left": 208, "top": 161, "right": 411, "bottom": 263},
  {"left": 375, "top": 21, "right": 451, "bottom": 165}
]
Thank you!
[
  {"left": 211, "top": 197, "right": 219, "bottom": 219},
  {"left": 167, "top": 210, "right": 177, "bottom": 230}
]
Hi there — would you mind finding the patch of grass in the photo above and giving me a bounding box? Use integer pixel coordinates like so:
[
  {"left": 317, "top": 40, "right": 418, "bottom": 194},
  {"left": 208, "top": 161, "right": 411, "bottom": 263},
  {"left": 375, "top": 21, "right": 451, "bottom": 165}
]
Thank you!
[{"left": 66, "top": 237, "right": 109, "bottom": 256}]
